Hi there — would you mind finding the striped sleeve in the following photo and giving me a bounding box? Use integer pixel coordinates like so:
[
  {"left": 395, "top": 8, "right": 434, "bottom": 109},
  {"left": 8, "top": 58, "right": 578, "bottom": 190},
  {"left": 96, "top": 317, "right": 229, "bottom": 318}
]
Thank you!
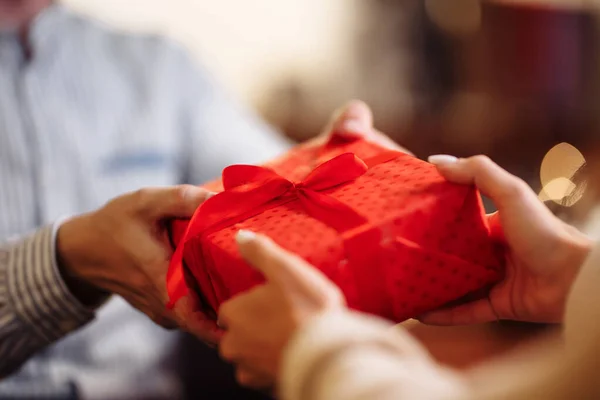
[{"left": 0, "top": 224, "right": 95, "bottom": 377}]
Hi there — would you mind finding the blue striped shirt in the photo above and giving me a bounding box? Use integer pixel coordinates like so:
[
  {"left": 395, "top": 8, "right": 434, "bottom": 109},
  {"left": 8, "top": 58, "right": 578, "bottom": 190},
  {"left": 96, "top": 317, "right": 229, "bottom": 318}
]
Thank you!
[{"left": 0, "top": 4, "right": 289, "bottom": 398}]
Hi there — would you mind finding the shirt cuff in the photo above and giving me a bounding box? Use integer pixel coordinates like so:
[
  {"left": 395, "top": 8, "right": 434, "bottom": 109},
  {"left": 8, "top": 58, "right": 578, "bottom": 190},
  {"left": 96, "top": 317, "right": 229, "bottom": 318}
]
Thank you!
[
  {"left": 5, "top": 222, "right": 95, "bottom": 343},
  {"left": 280, "top": 311, "right": 437, "bottom": 400}
]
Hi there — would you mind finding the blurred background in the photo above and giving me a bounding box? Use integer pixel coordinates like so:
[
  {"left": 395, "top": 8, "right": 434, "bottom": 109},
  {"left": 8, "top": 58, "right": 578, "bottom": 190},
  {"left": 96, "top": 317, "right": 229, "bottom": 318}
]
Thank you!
[{"left": 64, "top": 0, "right": 600, "bottom": 230}]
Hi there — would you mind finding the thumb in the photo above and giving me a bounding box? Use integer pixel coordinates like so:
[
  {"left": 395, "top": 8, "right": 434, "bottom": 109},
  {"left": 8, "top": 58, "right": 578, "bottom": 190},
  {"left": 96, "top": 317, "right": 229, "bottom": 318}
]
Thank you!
[
  {"left": 136, "top": 185, "right": 214, "bottom": 221},
  {"left": 235, "top": 230, "right": 334, "bottom": 293}
]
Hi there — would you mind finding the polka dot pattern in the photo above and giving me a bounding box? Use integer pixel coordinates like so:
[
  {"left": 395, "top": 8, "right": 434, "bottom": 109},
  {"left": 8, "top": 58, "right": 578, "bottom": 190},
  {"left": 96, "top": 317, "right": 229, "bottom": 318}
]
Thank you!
[{"left": 170, "top": 139, "right": 504, "bottom": 322}]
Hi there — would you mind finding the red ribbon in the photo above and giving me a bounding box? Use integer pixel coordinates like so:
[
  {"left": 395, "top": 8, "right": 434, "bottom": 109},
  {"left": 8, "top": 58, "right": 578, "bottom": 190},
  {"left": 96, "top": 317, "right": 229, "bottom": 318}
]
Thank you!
[{"left": 167, "top": 150, "right": 402, "bottom": 313}]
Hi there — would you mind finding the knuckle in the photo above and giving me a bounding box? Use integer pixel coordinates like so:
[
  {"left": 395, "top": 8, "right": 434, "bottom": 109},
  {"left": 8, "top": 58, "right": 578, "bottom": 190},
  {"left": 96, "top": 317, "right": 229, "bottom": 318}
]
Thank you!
[
  {"left": 469, "top": 154, "right": 493, "bottom": 169},
  {"left": 218, "top": 336, "right": 235, "bottom": 360},
  {"left": 147, "top": 311, "right": 162, "bottom": 325},
  {"left": 217, "top": 302, "right": 234, "bottom": 327},
  {"left": 132, "top": 188, "right": 154, "bottom": 214},
  {"left": 101, "top": 196, "right": 120, "bottom": 212},
  {"left": 172, "top": 185, "right": 191, "bottom": 203},
  {"left": 131, "top": 274, "right": 151, "bottom": 292},
  {"left": 156, "top": 315, "right": 178, "bottom": 330},
  {"left": 236, "top": 370, "right": 267, "bottom": 389},
  {"left": 218, "top": 302, "right": 231, "bottom": 318},
  {"left": 500, "top": 176, "right": 529, "bottom": 200},
  {"left": 321, "top": 287, "right": 345, "bottom": 308},
  {"left": 235, "top": 369, "right": 250, "bottom": 386},
  {"left": 330, "top": 287, "right": 346, "bottom": 306},
  {"left": 134, "top": 187, "right": 152, "bottom": 203}
]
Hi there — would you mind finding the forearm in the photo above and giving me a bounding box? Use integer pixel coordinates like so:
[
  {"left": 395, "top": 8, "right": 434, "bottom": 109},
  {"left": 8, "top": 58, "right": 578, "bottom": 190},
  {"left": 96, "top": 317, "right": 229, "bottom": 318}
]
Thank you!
[
  {"left": 564, "top": 243, "right": 600, "bottom": 348},
  {"left": 280, "top": 243, "right": 600, "bottom": 400},
  {"left": 280, "top": 311, "right": 468, "bottom": 400},
  {"left": 460, "top": 243, "right": 600, "bottom": 400},
  {"left": 0, "top": 224, "right": 95, "bottom": 377}
]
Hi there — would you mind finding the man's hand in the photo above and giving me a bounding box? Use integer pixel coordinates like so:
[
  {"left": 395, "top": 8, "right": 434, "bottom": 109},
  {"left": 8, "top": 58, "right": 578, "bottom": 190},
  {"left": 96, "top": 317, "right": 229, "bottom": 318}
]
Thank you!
[
  {"left": 56, "top": 185, "right": 220, "bottom": 343},
  {"left": 218, "top": 230, "right": 345, "bottom": 388}
]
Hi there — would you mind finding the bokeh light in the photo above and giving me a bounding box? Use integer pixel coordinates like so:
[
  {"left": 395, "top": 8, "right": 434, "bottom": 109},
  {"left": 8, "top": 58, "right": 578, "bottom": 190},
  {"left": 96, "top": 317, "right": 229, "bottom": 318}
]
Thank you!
[
  {"left": 425, "top": 0, "right": 482, "bottom": 36},
  {"left": 539, "top": 142, "right": 586, "bottom": 206}
]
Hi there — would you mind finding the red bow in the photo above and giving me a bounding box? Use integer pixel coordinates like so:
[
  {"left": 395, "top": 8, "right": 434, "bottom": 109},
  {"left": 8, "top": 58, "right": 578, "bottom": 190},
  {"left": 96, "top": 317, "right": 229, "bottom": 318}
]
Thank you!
[{"left": 167, "top": 151, "right": 401, "bottom": 310}]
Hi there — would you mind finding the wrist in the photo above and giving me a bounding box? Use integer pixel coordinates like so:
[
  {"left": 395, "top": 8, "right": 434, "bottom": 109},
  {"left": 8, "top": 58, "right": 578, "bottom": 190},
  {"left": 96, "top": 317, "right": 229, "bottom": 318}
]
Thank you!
[
  {"left": 56, "top": 215, "right": 110, "bottom": 308},
  {"left": 563, "top": 228, "right": 594, "bottom": 278},
  {"left": 550, "top": 227, "right": 595, "bottom": 321}
]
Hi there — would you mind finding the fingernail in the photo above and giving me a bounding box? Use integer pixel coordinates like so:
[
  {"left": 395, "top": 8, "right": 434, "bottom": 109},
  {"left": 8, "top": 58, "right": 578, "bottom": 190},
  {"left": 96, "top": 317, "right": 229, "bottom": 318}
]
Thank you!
[
  {"left": 236, "top": 230, "right": 256, "bottom": 245},
  {"left": 340, "top": 120, "right": 368, "bottom": 135},
  {"left": 428, "top": 155, "right": 459, "bottom": 166}
]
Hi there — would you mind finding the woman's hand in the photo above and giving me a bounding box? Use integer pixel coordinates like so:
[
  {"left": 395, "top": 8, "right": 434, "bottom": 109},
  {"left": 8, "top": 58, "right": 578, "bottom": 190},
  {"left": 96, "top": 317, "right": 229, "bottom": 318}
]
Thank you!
[
  {"left": 218, "top": 230, "right": 345, "bottom": 388},
  {"left": 419, "top": 155, "right": 593, "bottom": 325}
]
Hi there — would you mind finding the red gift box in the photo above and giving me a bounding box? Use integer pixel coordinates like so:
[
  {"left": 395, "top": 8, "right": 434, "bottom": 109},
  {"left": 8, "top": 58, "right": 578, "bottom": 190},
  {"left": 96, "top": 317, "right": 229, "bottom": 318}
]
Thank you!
[{"left": 167, "top": 136, "right": 504, "bottom": 322}]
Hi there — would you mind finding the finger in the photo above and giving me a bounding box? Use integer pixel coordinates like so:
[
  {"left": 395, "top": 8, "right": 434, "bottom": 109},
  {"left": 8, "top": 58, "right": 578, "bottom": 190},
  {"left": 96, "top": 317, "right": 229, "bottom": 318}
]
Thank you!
[
  {"left": 331, "top": 99, "right": 374, "bottom": 137},
  {"left": 154, "top": 315, "right": 178, "bottom": 330},
  {"left": 135, "top": 185, "right": 213, "bottom": 221},
  {"left": 417, "top": 298, "right": 499, "bottom": 326},
  {"left": 187, "top": 319, "right": 222, "bottom": 344},
  {"left": 321, "top": 99, "right": 373, "bottom": 138},
  {"left": 133, "top": 304, "right": 178, "bottom": 330},
  {"left": 174, "top": 294, "right": 223, "bottom": 344},
  {"left": 217, "top": 285, "right": 264, "bottom": 330},
  {"left": 324, "top": 100, "right": 412, "bottom": 154},
  {"left": 428, "top": 155, "right": 539, "bottom": 211},
  {"left": 235, "top": 230, "right": 332, "bottom": 290},
  {"left": 235, "top": 367, "right": 274, "bottom": 389},
  {"left": 218, "top": 333, "right": 237, "bottom": 363}
]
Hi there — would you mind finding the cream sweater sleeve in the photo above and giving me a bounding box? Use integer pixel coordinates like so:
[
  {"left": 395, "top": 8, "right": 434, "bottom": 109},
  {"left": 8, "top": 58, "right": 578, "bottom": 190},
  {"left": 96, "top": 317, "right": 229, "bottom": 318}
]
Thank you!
[
  {"left": 280, "top": 245, "right": 600, "bottom": 400},
  {"left": 280, "top": 311, "right": 468, "bottom": 400}
]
